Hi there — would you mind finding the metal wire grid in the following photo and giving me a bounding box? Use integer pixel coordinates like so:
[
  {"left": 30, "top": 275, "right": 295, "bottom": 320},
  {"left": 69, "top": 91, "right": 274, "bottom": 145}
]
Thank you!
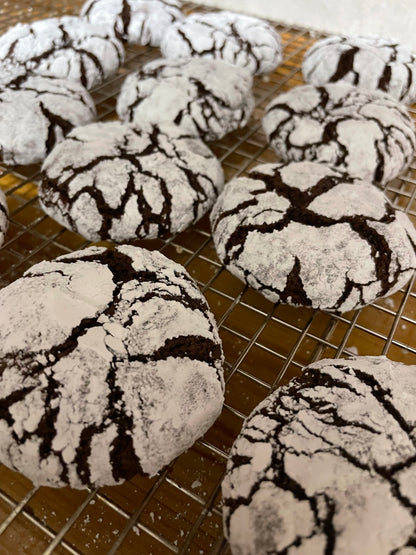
[{"left": 0, "top": 2, "right": 416, "bottom": 554}]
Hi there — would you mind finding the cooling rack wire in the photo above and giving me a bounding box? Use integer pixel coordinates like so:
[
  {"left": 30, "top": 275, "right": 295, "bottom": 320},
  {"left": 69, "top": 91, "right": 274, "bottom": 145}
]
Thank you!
[{"left": 1, "top": 1, "right": 416, "bottom": 553}]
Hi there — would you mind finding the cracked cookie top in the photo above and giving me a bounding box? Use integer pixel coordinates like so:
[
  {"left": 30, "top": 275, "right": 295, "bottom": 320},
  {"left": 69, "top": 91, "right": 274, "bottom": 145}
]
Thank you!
[
  {"left": 0, "top": 245, "right": 224, "bottom": 488},
  {"left": 39, "top": 121, "right": 224, "bottom": 242},
  {"left": 0, "top": 16, "right": 124, "bottom": 89},
  {"left": 116, "top": 57, "right": 254, "bottom": 141},
  {"left": 210, "top": 161, "right": 416, "bottom": 312},
  {"left": 0, "top": 187, "right": 8, "bottom": 248},
  {"left": 80, "top": 0, "right": 184, "bottom": 46},
  {"left": 302, "top": 36, "right": 416, "bottom": 104},
  {"left": 160, "top": 11, "right": 282, "bottom": 75},
  {"left": 222, "top": 356, "right": 416, "bottom": 555},
  {"left": 262, "top": 83, "right": 416, "bottom": 186},
  {"left": 0, "top": 75, "right": 96, "bottom": 166}
]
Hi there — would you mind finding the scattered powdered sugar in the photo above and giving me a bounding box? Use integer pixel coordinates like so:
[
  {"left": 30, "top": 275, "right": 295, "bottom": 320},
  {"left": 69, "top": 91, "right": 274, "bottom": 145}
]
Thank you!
[{"left": 383, "top": 297, "right": 396, "bottom": 309}]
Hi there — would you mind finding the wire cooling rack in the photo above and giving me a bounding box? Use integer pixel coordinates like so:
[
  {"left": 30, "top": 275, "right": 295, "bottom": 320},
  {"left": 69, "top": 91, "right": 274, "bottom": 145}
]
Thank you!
[{"left": 1, "top": 2, "right": 416, "bottom": 554}]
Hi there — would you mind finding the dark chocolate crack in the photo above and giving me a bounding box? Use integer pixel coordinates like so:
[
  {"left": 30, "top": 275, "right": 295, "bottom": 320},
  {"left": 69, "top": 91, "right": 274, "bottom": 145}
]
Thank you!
[
  {"left": 38, "top": 101, "right": 74, "bottom": 153},
  {"left": 329, "top": 45, "right": 360, "bottom": 84},
  {"left": 0, "top": 200, "right": 7, "bottom": 218},
  {"left": 120, "top": 0, "right": 132, "bottom": 38}
]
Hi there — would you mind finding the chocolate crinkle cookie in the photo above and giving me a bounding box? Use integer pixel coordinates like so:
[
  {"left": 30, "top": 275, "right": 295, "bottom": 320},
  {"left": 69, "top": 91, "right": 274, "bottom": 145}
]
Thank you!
[
  {"left": 0, "top": 187, "right": 8, "bottom": 247},
  {"left": 210, "top": 161, "right": 416, "bottom": 312},
  {"left": 0, "top": 75, "right": 96, "bottom": 166},
  {"left": 302, "top": 35, "right": 416, "bottom": 104},
  {"left": 80, "top": 0, "right": 184, "bottom": 46},
  {"left": 262, "top": 83, "right": 416, "bottom": 186},
  {"left": 222, "top": 356, "right": 416, "bottom": 555},
  {"left": 0, "top": 245, "right": 224, "bottom": 489},
  {"left": 116, "top": 57, "right": 254, "bottom": 141},
  {"left": 0, "top": 16, "right": 124, "bottom": 89},
  {"left": 160, "top": 11, "right": 282, "bottom": 75},
  {"left": 39, "top": 121, "right": 224, "bottom": 242}
]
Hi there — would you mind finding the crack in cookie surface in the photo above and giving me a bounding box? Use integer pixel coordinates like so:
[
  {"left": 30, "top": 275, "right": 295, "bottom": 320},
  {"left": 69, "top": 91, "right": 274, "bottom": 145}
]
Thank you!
[{"left": 0, "top": 188, "right": 8, "bottom": 247}]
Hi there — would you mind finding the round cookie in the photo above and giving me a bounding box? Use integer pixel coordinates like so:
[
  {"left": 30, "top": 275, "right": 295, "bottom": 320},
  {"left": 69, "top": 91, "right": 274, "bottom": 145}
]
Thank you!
[
  {"left": 302, "top": 35, "right": 416, "bottom": 104},
  {"left": 262, "top": 83, "right": 416, "bottom": 186},
  {"left": 222, "top": 356, "right": 416, "bottom": 554},
  {"left": 0, "top": 16, "right": 124, "bottom": 89},
  {"left": 80, "top": 0, "right": 184, "bottom": 46},
  {"left": 0, "top": 75, "right": 96, "bottom": 166},
  {"left": 0, "top": 187, "right": 8, "bottom": 247},
  {"left": 0, "top": 245, "right": 224, "bottom": 488},
  {"left": 160, "top": 11, "right": 282, "bottom": 75},
  {"left": 210, "top": 161, "right": 416, "bottom": 312},
  {"left": 39, "top": 121, "right": 224, "bottom": 242},
  {"left": 116, "top": 57, "right": 254, "bottom": 141}
]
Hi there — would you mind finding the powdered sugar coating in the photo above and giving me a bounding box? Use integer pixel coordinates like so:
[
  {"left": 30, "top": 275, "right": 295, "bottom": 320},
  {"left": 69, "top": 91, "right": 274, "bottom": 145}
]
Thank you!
[
  {"left": 116, "top": 57, "right": 254, "bottom": 141},
  {"left": 160, "top": 11, "right": 282, "bottom": 75},
  {"left": 0, "top": 188, "right": 8, "bottom": 247},
  {"left": 39, "top": 121, "right": 224, "bottom": 242},
  {"left": 210, "top": 161, "right": 416, "bottom": 312},
  {"left": 222, "top": 356, "right": 416, "bottom": 555},
  {"left": 80, "top": 0, "right": 184, "bottom": 46},
  {"left": 302, "top": 36, "right": 416, "bottom": 104},
  {"left": 262, "top": 83, "right": 416, "bottom": 186},
  {"left": 0, "top": 16, "right": 124, "bottom": 89},
  {"left": 0, "top": 75, "right": 96, "bottom": 166},
  {"left": 0, "top": 245, "right": 224, "bottom": 488}
]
